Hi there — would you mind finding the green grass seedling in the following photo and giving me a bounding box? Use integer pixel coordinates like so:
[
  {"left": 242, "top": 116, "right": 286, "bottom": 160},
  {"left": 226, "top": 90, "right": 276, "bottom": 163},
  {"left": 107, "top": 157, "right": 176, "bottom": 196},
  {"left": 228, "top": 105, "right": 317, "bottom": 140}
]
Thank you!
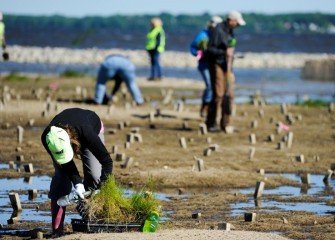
[{"left": 85, "top": 175, "right": 160, "bottom": 223}]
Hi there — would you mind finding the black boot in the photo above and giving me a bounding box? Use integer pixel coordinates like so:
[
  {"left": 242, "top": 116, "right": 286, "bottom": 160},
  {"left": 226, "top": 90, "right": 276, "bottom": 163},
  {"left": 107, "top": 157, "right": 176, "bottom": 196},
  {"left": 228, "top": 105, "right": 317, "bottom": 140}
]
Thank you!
[{"left": 51, "top": 200, "right": 66, "bottom": 237}]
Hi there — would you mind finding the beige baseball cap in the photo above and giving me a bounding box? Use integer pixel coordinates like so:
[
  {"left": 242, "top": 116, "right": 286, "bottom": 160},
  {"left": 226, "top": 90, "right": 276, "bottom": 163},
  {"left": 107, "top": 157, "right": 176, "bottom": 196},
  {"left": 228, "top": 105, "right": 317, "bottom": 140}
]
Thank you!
[{"left": 227, "top": 11, "right": 246, "bottom": 26}]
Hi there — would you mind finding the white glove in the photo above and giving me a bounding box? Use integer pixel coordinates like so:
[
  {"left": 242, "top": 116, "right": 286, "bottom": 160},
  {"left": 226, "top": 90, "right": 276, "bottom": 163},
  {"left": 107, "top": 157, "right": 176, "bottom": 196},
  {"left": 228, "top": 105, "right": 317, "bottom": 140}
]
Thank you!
[{"left": 75, "top": 183, "right": 86, "bottom": 199}]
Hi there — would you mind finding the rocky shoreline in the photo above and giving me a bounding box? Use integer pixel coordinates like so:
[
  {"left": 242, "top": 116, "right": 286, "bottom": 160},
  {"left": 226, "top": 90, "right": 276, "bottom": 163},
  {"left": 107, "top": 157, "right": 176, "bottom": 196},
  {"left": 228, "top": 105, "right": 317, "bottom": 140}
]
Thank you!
[{"left": 5, "top": 45, "right": 335, "bottom": 69}]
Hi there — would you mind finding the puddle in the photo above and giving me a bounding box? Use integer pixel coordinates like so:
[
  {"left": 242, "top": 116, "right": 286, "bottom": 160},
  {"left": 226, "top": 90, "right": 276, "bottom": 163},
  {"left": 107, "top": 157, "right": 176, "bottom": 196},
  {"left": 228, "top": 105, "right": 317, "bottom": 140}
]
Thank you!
[
  {"left": 240, "top": 173, "right": 335, "bottom": 197},
  {"left": 230, "top": 199, "right": 333, "bottom": 216},
  {"left": 0, "top": 163, "right": 16, "bottom": 169},
  {"left": 0, "top": 208, "right": 81, "bottom": 225},
  {"left": 0, "top": 175, "right": 170, "bottom": 224},
  {"left": 231, "top": 173, "right": 335, "bottom": 216}
]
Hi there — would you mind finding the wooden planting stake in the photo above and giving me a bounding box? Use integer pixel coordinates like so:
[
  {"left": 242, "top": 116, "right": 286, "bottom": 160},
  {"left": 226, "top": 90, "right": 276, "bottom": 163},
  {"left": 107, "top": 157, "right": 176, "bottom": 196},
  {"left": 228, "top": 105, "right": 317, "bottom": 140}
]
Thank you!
[
  {"left": 176, "top": 102, "right": 183, "bottom": 112},
  {"left": 124, "top": 142, "right": 130, "bottom": 149},
  {"left": 203, "top": 148, "right": 212, "bottom": 156},
  {"left": 16, "top": 155, "right": 24, "bottom": 162},
  {"left": 131, "top": 127, "right": 140, "bottom": 133},
  {"left": 107, "top": 105, "right": 114, "bottom": 115},
  {"left": 195, "top": 158, "right": 204, "bottom": 172},
  {"left": 277, "top": 142, "right": 285, "bottom": 150},
  {"left": 179, "top": 137, "right": 187, "bottom": 149},
  {"left": 134, "top": 133, "right": 143, "bottom": 143},
  {"left": 218, "top": 222, "right": 231, "bottom": 231},
  {"left": 323, "top": 169, "right": 333, "bottom": 183},
  {"left": 28, "top": 119, "right": 35, "bottom": 127},
  {"left": 17, "top": 126, "right": 24, "bottom": 143},
  {"left": 199, "top": 123, "right": 207, "bottom": 135},
  {"left": 268, "top": 134, "right": 275, "bottom": 142},
  {"left": 254, "top": 181, "right": 265, "bottom": 198},
  {"left": 108, "top": 128, "right": 117, "bottom": 134},
  {"left": 111, "top": 145, "right": 118, "bottom": 154},
  {"left": 249, "top": 134, "right": 256, "bottom": 144},
  {"left": 28, "top": 189, "right": 38, "bottom": 200},
  {"left": 192, "top": 211, "right": 201, "bottom": 219},
  {"left": 24, "top": 163, "right": 34, "bottom": 173},
  {"left": 258, "top": 109, "right": 264, "bottom": 118},
  {"left": 281, "top": 103, "right": 287, "bottom": 114},
  {"left": 118, "top": 122, "right": 125, "bottom": 130},
  {"left": 9, "top": 161, "right": 15, "bottom": 169},
  {"left": 244, "top": 212, "right": 257, "bottom": 222},
  {"left": 249, "top": 147, "right": 256, "bottom": 160},
  {"left": 182, "top": 121, "right": 188, "bottom": 130},
  {"left": 300, "top": 173, "right": 310, "bottom": 185},
  {"left": 287, "top": 132, "right": 294, "bottom": 148},
  {"left": 209, "top": 144, "right": 219, "bottom": 151},
  {"left": 9, "top": 192, "right": 22, "bottom": 211},
  {"left": 126, "top": 133, "right": 135, "bottom": 143},
  {"left": 251, "top": 120, "right": 258, "bottom": 128},
  {"left": 295, "top": 155, "right": 305, "bottom": 163},
  {"left": 121, "top": 157, "right": 134, "bottom": 169},
  {"left": 115, "top": 153, "right": 126, "bottom": 161}
]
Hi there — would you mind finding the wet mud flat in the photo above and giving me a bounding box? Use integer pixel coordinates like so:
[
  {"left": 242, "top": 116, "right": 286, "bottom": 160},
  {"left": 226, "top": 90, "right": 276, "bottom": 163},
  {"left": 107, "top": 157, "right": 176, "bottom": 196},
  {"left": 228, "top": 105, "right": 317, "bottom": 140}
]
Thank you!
[{"left": 0, "top": 75, "right": 334, "bottom": 239}]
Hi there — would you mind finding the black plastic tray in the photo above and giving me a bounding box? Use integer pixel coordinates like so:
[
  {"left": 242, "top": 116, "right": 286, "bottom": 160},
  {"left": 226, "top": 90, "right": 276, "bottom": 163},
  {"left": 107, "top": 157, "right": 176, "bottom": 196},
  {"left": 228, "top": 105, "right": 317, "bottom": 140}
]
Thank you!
[{"left": 71, "top": 219, "right": 142, "bottom": 233}]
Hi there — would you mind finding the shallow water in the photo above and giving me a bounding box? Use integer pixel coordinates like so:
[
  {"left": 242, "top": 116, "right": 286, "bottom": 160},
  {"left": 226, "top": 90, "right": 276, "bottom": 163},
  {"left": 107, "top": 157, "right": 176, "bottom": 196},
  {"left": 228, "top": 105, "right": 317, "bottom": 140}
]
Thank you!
[
  {"left": 0, "top": 173, "right": 334, "bottom": 224},
  {"left": 231, "top": 173, "right": 335, "bottom": 216},
  {"left": 0, "top": 175, "right": 170, "bottom": 224},
  {"left": 230, "top": 200, "right": 333, "bottom": 216}
]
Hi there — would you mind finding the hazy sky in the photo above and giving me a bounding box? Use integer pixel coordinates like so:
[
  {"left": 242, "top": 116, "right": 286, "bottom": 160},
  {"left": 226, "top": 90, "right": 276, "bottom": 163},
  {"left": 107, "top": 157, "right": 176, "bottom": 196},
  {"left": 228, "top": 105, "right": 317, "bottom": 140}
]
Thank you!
[{"left": 1, "top": 0, "right": 334, "bottom": 17}]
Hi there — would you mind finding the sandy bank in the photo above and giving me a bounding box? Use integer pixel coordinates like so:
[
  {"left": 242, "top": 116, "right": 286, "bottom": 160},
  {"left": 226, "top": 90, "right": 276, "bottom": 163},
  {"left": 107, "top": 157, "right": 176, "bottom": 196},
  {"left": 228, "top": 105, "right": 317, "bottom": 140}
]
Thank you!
[
  {"left": 57, "top": 229, "right": 290, "bottom": 240},
  {"left": 6, "top": 45, "right": 335, "bottom": 69}
]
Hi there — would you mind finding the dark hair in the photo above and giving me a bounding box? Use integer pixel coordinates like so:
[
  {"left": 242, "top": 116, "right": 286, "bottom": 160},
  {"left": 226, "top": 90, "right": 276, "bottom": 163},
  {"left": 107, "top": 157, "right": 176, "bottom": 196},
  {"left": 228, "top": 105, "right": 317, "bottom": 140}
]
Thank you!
[{"left": 55, "top": 124, "right": 81, "bottom": 159}]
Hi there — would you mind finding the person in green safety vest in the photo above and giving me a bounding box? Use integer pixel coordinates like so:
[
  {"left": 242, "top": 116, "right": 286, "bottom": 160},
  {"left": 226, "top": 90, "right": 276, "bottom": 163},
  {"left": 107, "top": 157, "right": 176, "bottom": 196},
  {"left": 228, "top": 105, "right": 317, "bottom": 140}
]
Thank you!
[
  {"left": 145, "top": 17, "right": 165, "bottom": 81},
  {"left": 0, "top": 12, "right": 7, "bottom": 59}
]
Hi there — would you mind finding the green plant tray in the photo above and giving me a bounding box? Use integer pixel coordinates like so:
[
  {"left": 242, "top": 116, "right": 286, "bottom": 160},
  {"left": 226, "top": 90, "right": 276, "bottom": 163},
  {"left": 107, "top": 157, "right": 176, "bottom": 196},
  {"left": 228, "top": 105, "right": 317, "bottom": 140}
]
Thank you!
[{"left": 71, "top": 219, "right": 142, "bottom": 233}]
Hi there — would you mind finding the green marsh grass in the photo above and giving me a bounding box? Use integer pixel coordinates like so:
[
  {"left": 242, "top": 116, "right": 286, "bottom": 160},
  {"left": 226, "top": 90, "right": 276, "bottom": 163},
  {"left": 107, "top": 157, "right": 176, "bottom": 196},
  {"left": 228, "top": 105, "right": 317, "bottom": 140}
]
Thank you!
[{"left": 85, "top": 175, "right": 160, "bottom": 223}]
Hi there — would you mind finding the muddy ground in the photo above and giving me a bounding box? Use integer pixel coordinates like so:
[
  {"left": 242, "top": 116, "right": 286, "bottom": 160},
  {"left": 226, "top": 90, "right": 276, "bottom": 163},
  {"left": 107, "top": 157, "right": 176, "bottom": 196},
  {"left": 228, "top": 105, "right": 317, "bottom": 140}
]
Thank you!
[{"left": 0, "top": 74, "right": 334, "bottom": 239}]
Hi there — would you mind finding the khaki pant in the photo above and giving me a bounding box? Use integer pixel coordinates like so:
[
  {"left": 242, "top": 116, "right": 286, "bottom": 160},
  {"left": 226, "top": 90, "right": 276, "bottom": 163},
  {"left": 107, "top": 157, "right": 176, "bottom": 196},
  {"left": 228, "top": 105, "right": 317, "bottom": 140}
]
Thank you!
[{"left": 206, "top": 63, "right": 234, "bottom": 130}]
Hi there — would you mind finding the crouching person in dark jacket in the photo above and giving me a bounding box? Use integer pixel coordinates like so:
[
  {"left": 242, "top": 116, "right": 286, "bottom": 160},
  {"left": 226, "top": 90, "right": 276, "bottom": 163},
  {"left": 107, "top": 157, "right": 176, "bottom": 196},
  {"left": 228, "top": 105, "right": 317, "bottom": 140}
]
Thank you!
[{"left": 41, "top": 108, "right": 113, "bottom": 236}]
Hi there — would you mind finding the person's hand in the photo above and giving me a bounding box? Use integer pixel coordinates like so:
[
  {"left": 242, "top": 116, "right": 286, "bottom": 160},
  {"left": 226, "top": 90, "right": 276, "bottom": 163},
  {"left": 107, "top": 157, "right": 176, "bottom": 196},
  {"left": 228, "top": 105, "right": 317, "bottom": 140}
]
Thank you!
[
  {"left": 196, "top": 50, "right": 203, "bottom": 61},
  {"left": 75, "top": 183, "right": 86, "bottom": 199}
]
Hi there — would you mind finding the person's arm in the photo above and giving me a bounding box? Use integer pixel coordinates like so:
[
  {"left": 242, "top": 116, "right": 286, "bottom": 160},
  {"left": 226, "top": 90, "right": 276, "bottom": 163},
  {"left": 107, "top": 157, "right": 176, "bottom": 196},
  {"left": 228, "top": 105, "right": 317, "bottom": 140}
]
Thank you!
[
  {"left": 83, "top": 126, "right": 113, "bottom": 183},
  {"left": 60, "top": 161, "right": 82, "bottom": 185},
  {"left": 155, "top": 32, "right": 161, "bottom": 51}
]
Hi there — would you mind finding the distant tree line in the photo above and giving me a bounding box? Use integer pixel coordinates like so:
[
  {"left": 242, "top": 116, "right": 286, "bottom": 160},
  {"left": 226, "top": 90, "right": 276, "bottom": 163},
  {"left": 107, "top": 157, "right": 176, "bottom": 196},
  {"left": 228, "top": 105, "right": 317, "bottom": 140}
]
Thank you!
[
  {"left": 5, "top": 12, "right": 335, "bottom": 33},
  {"left": 4, "top": 13, "right": 335, "bottom": 51}
]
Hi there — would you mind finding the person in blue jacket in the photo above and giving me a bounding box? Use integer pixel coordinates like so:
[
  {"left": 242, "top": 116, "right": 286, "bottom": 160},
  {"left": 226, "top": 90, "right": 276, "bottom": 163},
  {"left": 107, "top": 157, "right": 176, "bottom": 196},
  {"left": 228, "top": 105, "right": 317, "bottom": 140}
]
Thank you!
[
  {"left": 94, "top": 55, "right": 144, "bottom": 105},
  {"left": 190, "top": 16, "right": 222, "bottom": 117}
]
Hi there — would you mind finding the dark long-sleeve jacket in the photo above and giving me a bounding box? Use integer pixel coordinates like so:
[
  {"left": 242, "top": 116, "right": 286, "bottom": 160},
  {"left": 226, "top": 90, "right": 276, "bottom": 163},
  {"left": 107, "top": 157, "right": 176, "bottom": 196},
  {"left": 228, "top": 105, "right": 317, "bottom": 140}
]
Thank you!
[
  {"left": 41, "top": 108, "right": 113, "bottom": 186},
  {"left": 206, "top": 21, "right": 235, "bottom": 66}
]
